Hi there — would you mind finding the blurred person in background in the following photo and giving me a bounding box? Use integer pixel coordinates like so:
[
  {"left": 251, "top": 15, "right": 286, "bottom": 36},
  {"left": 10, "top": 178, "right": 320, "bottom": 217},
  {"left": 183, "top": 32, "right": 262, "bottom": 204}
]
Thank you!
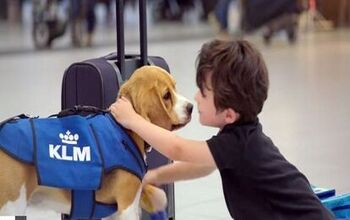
[
  {"left": 262, "top": 0, "right": 304, "bottom": 45},
  {"left": 70, "top": 0, "right": 97, "bottom": 47},
  {"left": 208, "top": 0, "right": 236, "bottom": 40},
  {"left": 153, "top": 0, "right": 195, "bottom": 22},
  {"left": 199, "top": 0, "right": 217, "bottom": 21},
  {"left": 240, "top": 0, "right": 303, "bottom": 45},
  {"left": 100, "top": 0, "right": 113, "bottom": 26}
]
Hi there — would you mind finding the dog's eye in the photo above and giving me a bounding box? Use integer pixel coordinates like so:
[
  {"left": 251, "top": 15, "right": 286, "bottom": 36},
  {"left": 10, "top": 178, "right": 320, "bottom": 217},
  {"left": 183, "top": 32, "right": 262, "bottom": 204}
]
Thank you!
[{"left": 163, "top": 91, "right": 171, "bottom": 100}]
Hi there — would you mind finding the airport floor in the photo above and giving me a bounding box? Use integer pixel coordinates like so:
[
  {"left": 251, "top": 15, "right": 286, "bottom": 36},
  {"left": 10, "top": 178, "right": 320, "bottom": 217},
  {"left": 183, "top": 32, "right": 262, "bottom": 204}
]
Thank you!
[{"left": 1, "top": 17, "right": 350, "bottom": 220}]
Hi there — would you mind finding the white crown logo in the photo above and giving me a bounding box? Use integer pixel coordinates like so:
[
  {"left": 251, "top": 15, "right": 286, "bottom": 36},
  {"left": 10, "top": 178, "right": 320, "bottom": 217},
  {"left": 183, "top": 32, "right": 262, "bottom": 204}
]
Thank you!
[{"left": 59, "top": 130, "right": 79, "bottom": 145}]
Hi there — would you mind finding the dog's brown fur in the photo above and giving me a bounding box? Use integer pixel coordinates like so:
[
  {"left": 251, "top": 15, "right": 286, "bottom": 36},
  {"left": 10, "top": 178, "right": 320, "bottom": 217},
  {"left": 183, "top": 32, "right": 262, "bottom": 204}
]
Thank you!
[{"left": 0, "top": 66, "right": 192, "bottom": 219}]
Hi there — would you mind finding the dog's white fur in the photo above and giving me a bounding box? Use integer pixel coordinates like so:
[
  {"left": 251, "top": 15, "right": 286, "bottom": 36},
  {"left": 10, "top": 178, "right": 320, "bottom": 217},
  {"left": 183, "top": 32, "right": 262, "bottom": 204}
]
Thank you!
[
  {"left": 0, "top": 185, "right": 27, "bottom": 215},
  {"left": 0, "top": 66, "right": 192, "bottom": 219}
]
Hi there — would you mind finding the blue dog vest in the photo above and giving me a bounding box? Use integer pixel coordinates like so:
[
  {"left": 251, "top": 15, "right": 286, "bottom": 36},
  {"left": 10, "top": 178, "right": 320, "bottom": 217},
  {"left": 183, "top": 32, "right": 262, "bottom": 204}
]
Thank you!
[{"left": 0, "top": 111, "right": 147, "bottom": 219}]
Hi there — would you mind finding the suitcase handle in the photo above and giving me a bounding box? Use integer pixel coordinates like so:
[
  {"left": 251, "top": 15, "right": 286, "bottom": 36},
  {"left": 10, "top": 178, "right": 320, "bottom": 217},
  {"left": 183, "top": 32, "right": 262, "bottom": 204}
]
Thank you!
[{"left": 116, "top": 0, "right": 148, "bottom": 78}]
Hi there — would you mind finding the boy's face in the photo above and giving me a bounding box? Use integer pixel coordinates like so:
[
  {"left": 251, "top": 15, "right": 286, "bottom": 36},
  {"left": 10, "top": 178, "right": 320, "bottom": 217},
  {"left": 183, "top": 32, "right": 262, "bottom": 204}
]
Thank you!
[{"left": 195, "top": 76, "right": 237, "bottom": 129}]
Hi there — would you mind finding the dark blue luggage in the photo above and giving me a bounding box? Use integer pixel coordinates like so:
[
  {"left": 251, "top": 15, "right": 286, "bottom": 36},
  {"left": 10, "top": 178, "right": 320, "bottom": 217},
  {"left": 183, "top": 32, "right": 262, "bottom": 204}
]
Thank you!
[{"left": 61, "top": 1, "right": 174, "bottom": 219}]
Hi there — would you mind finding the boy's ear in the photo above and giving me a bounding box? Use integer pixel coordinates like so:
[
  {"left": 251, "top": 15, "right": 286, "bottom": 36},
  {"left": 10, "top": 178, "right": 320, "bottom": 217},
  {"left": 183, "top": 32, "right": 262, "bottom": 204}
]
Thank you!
[{"left": 224, "top": 108, "right": 239, "bottom": 124}]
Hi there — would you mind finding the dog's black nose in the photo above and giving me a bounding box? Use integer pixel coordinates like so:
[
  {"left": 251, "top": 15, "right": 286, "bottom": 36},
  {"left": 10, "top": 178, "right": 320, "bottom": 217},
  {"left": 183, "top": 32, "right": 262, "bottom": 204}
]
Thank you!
[{"left": 186, "top": 103, "right": 193, "bottom": 115}]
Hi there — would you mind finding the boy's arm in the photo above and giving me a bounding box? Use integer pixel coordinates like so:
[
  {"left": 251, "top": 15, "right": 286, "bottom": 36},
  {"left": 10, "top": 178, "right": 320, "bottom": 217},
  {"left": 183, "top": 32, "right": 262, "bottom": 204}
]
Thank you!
[
  {"left": 144, "top": 162, "right": 215, "bottom": 186},
  {"left": 110, "top": 97, "right": 216, "bottom": 167}
]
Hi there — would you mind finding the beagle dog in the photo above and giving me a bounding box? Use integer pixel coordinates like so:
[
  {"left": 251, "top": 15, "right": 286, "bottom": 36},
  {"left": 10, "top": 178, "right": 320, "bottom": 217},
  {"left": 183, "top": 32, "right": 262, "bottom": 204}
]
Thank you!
[{"left": 0, "top": 66, "right": 193, "bottom": 220}]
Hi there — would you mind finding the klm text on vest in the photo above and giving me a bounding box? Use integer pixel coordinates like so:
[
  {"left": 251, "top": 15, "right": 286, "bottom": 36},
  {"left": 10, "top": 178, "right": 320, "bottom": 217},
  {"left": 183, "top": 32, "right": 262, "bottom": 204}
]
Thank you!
[{"left": 49, "top": 130, "right": 91, "bottom": 162}]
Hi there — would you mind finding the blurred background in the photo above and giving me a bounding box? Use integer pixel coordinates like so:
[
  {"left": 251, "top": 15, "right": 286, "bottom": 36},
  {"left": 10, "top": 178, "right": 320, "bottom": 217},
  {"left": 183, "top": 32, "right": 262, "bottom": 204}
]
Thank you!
[
  {"left": 0, "top": 0, "right": 350, "bottom": 220},
  {"left": 1, "top": 0, "right": 349, "bottom": 52}
]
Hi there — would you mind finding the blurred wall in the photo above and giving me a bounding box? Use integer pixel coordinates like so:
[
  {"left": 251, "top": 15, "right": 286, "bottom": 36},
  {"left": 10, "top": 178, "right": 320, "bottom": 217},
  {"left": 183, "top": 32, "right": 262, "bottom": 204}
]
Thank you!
[
  {"left": 0, "top": 0, "right": 23, "bottom": 22},
  {"left": 318, "top": 0, "right": 350, "bottom": 27},
  {"left": 0, "top": 0, "right": 8, "bottom": 20}
]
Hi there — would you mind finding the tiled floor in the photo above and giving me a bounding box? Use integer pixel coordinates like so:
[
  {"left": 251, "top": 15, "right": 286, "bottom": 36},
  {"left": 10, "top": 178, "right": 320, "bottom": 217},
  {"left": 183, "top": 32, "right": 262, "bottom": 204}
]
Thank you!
[{"left": 1, "top": 11, "right": 350, "bottom": 220}]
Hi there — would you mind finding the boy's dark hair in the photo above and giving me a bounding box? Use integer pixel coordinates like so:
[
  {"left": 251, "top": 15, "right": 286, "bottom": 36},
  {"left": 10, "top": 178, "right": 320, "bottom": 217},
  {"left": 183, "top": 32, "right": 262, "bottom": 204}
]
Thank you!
[{"left": 196, "top": 39, "right": 269, "bottom": 123}]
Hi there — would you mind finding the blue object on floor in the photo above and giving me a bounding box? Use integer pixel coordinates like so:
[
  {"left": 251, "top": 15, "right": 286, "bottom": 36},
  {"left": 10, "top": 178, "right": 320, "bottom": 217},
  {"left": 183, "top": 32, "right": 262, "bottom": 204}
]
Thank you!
[
  {"left": 312, "top": 185, "right": 336, "bottom": 200},
  {"left": 322, "top": 193, "right": 350, "bottom": 218},
  {"left": 150, "top": 210, "right": 167, "bottom": 220}
]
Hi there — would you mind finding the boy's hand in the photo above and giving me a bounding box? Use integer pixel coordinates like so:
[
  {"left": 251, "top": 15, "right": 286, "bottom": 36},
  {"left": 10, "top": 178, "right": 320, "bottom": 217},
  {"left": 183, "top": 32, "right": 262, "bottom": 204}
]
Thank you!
[
  {"left": 143, "top": 169, "right": 160, "bottom": 187},
  {"left": 109, "top": 96, "right": 139, "bottom": 129}
]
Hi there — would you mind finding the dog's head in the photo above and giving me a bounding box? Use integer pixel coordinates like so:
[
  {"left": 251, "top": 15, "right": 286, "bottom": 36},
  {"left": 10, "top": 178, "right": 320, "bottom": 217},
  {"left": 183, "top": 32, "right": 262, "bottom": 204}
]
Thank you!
[{"left": 119, "top": 66, "right": 192, "bottom": 131}]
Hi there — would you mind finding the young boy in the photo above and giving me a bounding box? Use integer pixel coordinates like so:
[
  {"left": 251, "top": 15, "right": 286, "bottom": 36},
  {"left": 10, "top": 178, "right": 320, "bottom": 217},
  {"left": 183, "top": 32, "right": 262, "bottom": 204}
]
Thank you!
[{"left": 110, "top": 40, "right": 334, "bottom": 219}]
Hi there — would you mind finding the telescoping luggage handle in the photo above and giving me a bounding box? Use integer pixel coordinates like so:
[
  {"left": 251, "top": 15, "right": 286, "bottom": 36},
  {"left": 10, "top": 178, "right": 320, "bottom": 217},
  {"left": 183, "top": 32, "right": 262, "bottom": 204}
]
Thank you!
[{"left": 116, "top": 0, "right": 148, "bottom": 77}]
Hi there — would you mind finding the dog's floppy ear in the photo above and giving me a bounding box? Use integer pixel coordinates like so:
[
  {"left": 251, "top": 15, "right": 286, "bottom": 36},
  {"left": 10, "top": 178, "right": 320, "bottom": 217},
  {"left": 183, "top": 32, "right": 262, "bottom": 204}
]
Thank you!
[
  {"left": 119, "top": 80, "right": 151, "bottom": 122},
  {"left": 118, "top": 82, "right": 131, "bottom": 102}
]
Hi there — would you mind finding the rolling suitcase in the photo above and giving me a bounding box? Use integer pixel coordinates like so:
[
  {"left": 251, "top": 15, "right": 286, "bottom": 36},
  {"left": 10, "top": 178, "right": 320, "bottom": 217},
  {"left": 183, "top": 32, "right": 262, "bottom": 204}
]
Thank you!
[{"left": 61, "top": 1, "right": 175, "bottom": 219}]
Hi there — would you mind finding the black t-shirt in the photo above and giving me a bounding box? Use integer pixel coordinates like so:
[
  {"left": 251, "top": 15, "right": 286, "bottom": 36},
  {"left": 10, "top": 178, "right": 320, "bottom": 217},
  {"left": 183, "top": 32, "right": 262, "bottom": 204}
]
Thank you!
[{"left": 207, "top": 119, "right": 334, "bottom": 220}]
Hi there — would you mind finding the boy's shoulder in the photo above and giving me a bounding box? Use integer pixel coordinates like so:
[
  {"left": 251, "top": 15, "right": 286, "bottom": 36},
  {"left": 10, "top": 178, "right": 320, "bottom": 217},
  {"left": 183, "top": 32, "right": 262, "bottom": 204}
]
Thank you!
[{"left": 220, "top": 120, "right": 279, "bottom": 156}]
